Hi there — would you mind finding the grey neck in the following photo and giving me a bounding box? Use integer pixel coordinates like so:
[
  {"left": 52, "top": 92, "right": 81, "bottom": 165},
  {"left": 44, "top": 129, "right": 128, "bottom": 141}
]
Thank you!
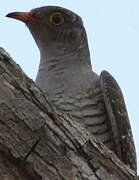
[{"left": 35, "top": 40, "right": 92, "bottom": 93}]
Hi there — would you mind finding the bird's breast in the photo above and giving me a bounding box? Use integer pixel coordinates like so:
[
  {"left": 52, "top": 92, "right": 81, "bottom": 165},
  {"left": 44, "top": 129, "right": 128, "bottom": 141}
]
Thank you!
[
  {"left": 36, "top": 63, "right": 112, "bottom": 149},
  {"left": 49, "top": 79, "right": 112, "bottom": 150}
]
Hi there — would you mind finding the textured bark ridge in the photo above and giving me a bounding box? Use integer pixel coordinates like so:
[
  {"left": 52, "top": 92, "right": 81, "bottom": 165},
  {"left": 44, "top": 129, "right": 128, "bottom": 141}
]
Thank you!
[{"left": 0, "top": 47, "right": 137, "bottom": 180}]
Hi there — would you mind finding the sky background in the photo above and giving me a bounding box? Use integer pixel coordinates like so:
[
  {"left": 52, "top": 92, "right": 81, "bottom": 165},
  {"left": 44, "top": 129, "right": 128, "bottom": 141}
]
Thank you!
[{"left": 1, "top": 0, "right": 139, "bottom": 173}]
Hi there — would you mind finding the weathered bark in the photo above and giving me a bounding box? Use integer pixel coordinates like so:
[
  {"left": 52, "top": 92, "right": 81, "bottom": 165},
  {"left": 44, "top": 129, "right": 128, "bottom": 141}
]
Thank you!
[{"left": 0, "top": 47, "right": 137, "bottom": 180}]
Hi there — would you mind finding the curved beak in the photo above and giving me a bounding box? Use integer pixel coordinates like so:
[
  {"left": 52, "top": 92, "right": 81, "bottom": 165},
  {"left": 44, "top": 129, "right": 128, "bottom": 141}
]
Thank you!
[{"left": 6, "top": 12, "right": 43, "bottom": 24}]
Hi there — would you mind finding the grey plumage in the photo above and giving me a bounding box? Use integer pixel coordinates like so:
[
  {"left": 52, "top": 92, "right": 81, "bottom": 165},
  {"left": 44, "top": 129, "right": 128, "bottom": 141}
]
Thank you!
[{"left": 6, "top": 6, "right": 137, "bottom": 172}]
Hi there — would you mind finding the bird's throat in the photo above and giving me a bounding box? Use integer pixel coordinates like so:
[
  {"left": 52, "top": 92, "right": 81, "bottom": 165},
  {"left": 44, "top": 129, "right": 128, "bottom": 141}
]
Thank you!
[{"left": 35, "top": 46, "right": 92, "bottom": 94}]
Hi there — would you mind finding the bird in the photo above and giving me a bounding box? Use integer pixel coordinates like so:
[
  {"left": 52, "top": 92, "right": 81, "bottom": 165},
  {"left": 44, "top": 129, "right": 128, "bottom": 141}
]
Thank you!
[{"left": 6, "top": 6, "right": 137, "bottom": 172}]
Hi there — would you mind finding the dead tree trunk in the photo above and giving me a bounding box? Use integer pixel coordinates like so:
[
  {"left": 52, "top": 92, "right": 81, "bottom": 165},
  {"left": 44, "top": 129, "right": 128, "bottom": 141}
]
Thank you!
[{"left": 0, "top": 48, "right": 137, "bottom": 180}]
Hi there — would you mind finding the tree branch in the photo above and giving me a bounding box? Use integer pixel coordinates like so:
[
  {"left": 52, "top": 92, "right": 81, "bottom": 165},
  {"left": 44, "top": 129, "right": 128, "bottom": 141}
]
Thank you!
[{"left": 0, "top": 48, "right": 137, "bottom": 180}]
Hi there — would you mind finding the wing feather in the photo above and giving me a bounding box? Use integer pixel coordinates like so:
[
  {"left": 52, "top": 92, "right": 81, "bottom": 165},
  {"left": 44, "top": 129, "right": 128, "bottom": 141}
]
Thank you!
[{"left": 100, "top": 70, "right": 137, "bottom": 172}]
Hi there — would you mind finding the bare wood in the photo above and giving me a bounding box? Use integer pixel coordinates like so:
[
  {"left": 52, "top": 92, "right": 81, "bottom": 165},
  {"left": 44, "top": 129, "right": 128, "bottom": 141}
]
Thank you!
[{"left": 0, "top": 48, "right": 137, "bottom": 180}]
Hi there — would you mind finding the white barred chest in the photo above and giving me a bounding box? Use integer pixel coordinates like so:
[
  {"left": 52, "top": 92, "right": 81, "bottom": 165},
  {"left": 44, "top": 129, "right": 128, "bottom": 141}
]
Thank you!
[{"left": 49, "top": 85, "right": 112, "bottom": 149}]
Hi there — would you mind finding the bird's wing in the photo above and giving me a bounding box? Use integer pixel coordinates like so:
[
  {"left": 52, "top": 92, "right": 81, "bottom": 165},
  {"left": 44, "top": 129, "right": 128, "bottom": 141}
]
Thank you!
[{"left": 100, "top": 70, "right": 137, "bottom": 172}]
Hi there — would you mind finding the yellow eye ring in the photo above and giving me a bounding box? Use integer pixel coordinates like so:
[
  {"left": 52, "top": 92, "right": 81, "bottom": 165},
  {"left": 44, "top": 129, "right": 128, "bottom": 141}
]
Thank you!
[{"left": 49, "top": 12, "right": 64, "bottom": 26}]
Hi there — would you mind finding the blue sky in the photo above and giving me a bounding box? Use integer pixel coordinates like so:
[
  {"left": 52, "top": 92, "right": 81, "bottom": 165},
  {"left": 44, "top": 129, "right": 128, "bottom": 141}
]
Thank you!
[{"left": 1, "top": 0, "right": 139, "bottom": 172}]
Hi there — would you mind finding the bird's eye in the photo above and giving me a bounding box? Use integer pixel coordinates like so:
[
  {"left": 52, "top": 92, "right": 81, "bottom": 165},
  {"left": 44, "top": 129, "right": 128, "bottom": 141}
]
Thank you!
[{"left": 49, "top": 12, "right": 64, "bottom": 26}]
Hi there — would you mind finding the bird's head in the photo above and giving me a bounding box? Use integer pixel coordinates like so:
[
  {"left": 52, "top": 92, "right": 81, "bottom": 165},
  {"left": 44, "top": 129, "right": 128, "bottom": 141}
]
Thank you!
[{"left": 6, "top": 6, "right": 88, "bottom": 54}]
